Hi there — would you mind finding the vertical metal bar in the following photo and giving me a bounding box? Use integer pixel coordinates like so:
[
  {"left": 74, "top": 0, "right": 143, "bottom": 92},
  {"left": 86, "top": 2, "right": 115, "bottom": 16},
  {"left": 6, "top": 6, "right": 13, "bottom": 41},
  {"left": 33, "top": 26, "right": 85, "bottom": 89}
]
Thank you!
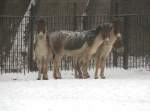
[
  {"left": 8, "top": 16, "right": 10, "bottom": 73},
  {"left": 16, "top": 16, "right": 18, "bottom": 72},
  {"left": 4, "top": 16, "right": 6, "bottom": 73},
  {"left": 73, "top": 2, "right": 77, "bottom": 31},
  {"left": 12, "top": 17, "right": 14, "bottom": 73},
  {"left": 136, "top": 15, "right": 138, "bottom": 69},
  {"left": 113, "top": 2, "right": 119, "bottom": 67},
  {"left": 23, "top": 16, "right": 25, "bottom": 74},
  {"left": 123, "top": 16, "right": 129, "bottom": 69},
  {"left": 140, "top": 15, "right": 142, "bottom": 68},
  {"left": 148, "top": 15, "right": 150, "bottom": 70},
  {"left": 29, "top": 5, "right": 34, "bottom": 72},
  {"left": 142, "top": 15, "right": 145, "bottom": 68},
  {"left": 139, "top": 15, "right": 142, "bottom": 68},
  {"left": 20, "top": 16, "right": 23, "bottom": 73},
  {"left": 0, "top": 16, "right": 1, "bottom": 74}
]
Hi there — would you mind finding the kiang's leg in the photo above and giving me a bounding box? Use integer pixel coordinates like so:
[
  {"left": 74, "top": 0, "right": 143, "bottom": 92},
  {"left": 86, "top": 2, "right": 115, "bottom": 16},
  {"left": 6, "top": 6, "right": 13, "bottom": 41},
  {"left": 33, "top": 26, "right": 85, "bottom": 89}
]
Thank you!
[
  {"left": 76, "top": 61, "right": 83, "bottom": 79},
  {"left": 52, "top": 57, "right": 58, "bottom": 79},
  {"left": 52, "top": 56, "right": 61, "bottom": 79},
  {"left": 72, "top": 58, "right": 79, "bottom": 78},
  {"left": 72, "top": 57, "right": 83, "bottom": 79},
  {"left": 95, "top": 56, "right": 101, "bottom": 79},
  {"left": 82, "top": 60, "right": 89, "bottom": 79},
  {"left": 43, "top": 57, "right": 49, "bottom": 80},
  {"left": 56, "top": 57, "right": 62, "bottom": 79},
  {"left": 37, "top": 68, "right": 42, "bottom": 80},
  {"left": 37, "top": 59, "right": 42, "bottom": 80},
  {"left": 100, "top": 57, "right": 106, "bottom": 79}
]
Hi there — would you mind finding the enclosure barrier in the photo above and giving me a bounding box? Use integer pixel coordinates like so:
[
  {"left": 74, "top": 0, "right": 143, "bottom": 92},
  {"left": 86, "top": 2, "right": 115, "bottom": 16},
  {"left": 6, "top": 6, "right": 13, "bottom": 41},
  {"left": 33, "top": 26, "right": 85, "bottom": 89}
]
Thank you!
[{"left": 0, "top": 14, "right": 150, "bottom": 74}]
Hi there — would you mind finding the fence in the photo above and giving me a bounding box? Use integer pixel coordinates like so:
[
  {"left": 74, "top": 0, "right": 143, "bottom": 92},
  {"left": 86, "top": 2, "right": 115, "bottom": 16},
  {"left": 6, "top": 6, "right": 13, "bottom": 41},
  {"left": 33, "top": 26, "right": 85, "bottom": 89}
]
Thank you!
[{"left": 0, "top": 14, "right": 150, "bottom": 74}]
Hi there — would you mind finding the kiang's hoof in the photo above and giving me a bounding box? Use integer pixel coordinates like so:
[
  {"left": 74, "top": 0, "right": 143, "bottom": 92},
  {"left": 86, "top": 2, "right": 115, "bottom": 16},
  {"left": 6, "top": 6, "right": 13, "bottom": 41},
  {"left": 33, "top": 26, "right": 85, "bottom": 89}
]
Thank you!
[
  {"left": 83, "top": 76, "right": 89, "bottom": 79},
  {"left": 94, "top": 76, "right": 98, "bottom": 79},
  {"left": 86, "top": 75, "right": 90, "bottom": 78},
  {"left": 78, "top": 74, "right": 83, "bottom": 79},
  {"left": 37, "top": 78, "right": 41, "bottom": 80},
  {"left": 56, "top": 77, "right": 61, "bottom": 79},
  {"left": 79, "top": 77, "right": 83, "bottom": 79},
  {"left": 53, "top": 77, "right": 58, "bottom": 79},
  {"left": 78, "top": 75, "right": 83, "bottom": 79},
  {"left": 43, "top": 77, "right": 49, "bottom": 80},
  {"left": 101, "top": 76, "right": 106, "bottom": 79},
  {"left": 53, "top": 76, "right": 61, "bottom": 79}
]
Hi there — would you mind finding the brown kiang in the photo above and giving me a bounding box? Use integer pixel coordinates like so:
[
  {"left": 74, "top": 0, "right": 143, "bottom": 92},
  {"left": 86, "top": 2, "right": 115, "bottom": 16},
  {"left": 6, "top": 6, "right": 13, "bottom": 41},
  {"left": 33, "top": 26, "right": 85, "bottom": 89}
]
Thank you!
[
  {"left": 48, "top": 23, "right": 112, "bottom": 79},
  {"left": 74, "top": 19, "right": 124, "bottom": 79},
  {"left": 33, "top": 18, "right": 50, "bottom": 80},
  {"left": 33, "top": 18, "right": 123, "bottom": 80}
]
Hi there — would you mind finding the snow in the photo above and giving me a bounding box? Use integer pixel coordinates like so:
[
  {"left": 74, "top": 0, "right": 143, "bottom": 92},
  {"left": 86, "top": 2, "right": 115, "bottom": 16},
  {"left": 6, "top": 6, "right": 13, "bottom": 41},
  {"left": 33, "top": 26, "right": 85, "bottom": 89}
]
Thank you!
[{"left": 0, "top": 68, "right": 150, "bottom": 111}]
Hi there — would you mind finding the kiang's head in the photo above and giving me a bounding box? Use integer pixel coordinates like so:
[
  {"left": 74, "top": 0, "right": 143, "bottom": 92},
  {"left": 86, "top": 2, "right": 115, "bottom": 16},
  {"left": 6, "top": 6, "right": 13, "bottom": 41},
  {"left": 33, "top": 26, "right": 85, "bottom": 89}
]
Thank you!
[
  {"left": 37, "top": 18, "right": 46, "bottom": 36},
  {"left": 100, "top": 18, "right": 124, "bottom": 54},
  {"left": 111, "top": 18, "right": 124, "bottom": 54},
  {"left": 111, "top": 18, "right": 122, "bottom": 39},
  {"left": 101, "top": 18, "right": 122, "bottom": 39},
  {"left": 101, "top": 23, "right": 112, "bottom": 40},
  {"left": 113, "top": 36, "right": 124, "bottom": 55}
]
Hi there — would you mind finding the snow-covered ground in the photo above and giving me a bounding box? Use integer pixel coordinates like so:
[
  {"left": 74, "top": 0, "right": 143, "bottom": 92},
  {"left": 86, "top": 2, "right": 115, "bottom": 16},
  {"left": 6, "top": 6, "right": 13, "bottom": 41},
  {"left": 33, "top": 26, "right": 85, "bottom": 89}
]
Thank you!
[{"left": 0, "top": 68, "right": 150, "bottom": 111}]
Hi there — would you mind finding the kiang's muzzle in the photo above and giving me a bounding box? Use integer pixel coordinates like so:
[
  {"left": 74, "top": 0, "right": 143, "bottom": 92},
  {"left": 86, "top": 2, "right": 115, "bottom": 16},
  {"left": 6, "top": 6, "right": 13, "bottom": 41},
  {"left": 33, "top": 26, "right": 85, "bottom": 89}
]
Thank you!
[
  {"left": 39, "top": 32, "right": 44, "bottom": 36},
  {"left": 38, "top": 32, "right": 45, "bottom": 39},
  {"left": 114, "top": 33, "right": 124, "bottom": 55},
  {"left": 117, "top": 33, "right": 122, "bottom": 38}
]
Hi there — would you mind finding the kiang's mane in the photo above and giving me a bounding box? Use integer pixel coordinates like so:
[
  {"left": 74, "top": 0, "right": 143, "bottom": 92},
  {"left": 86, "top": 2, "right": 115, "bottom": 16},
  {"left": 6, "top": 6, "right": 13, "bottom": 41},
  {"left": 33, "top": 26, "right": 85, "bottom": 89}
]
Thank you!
[
  {"left": 82, "top": 25, "right": 102, "bottom": 46},
  {"left": 84, "top": 25, "right": 102, "bottom": 40}
]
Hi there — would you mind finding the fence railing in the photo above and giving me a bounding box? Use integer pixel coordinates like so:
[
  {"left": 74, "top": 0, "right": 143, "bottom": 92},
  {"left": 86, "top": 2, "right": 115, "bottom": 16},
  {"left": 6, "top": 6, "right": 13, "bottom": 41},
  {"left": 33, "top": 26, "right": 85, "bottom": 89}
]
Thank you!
[{"left": 0, "top": 15, "right": 150, "bottom": 74}]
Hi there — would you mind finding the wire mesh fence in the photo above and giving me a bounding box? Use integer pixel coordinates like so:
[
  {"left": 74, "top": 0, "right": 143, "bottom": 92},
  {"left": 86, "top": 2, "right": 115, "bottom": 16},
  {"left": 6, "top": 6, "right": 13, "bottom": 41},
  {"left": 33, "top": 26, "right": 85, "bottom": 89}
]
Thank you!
[{"left": 0, "top": 14, "right": 150, "bottom": 74}]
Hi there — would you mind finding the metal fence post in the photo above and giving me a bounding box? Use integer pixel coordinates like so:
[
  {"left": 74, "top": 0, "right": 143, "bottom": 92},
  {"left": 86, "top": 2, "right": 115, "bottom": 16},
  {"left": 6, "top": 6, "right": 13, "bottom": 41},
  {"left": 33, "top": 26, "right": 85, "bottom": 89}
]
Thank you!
[
  {"left": 29, "top": 4, "right": 35, "bottom": 71},
  {"left": 123, "top": 16, "right": 129, "bottom": 69},
  {"left": 112, "top": 2, "right": 119, "bottom": 67},
  {"left": 73, "top": 2, "right": 77, "bottom": 31}
]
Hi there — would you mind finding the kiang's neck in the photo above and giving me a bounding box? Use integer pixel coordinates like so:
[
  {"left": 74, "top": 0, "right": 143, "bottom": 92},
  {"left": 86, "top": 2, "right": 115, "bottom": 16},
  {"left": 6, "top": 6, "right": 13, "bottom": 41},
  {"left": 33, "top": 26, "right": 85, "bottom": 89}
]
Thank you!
[{"left": 108, "top": 35, "right": 117, "bottom": 45}]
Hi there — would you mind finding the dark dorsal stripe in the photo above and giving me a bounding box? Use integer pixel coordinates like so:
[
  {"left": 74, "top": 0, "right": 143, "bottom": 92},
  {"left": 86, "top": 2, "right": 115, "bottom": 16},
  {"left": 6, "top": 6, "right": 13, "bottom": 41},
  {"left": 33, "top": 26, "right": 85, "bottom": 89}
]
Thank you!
[
  {"left": 64, "top": 25, "right": 103, "bottom": 50},
  {"left": 64, "top": 33, "right": 85, "bottom": 50},
  {"left": 85, "top": 25, "right": 102, "bottom": 46}
]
